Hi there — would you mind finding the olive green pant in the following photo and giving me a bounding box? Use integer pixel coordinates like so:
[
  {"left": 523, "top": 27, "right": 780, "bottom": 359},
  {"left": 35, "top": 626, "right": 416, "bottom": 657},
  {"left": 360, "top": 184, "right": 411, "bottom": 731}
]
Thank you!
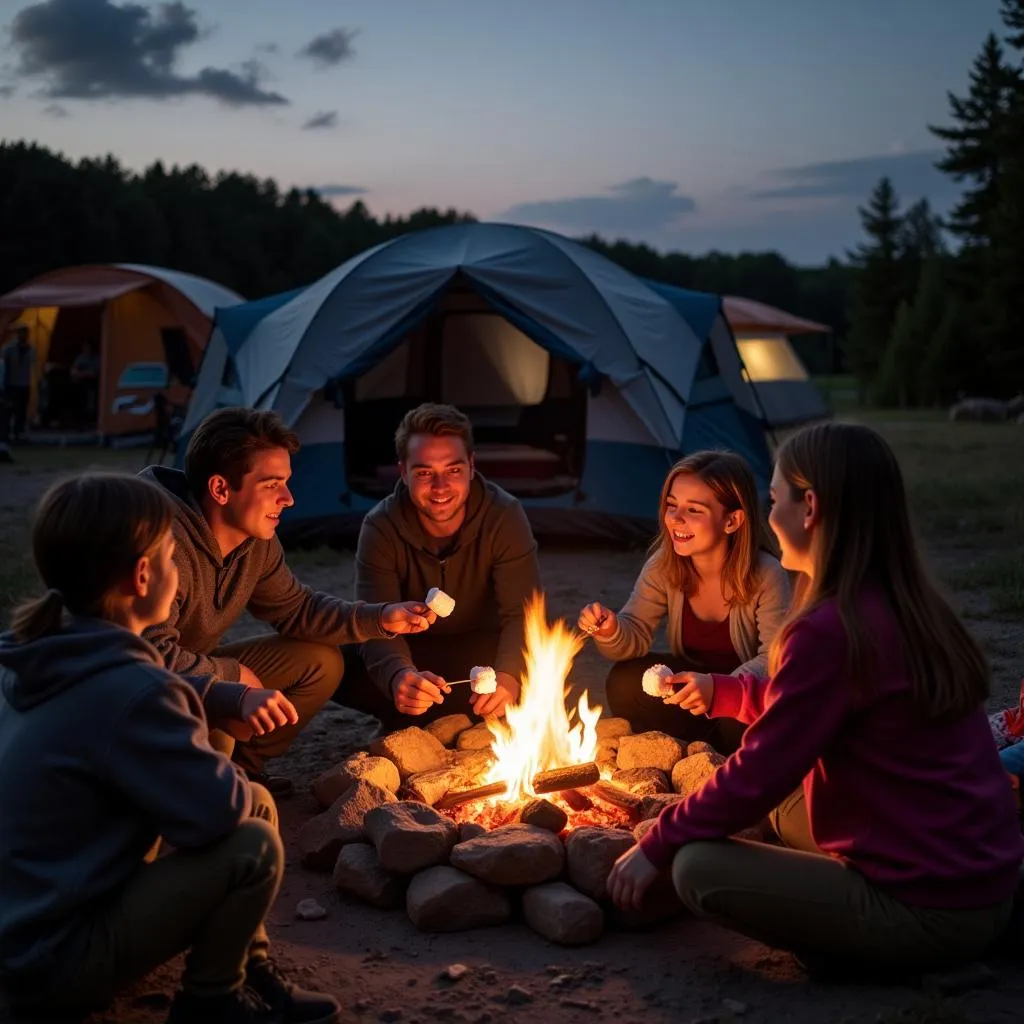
[
  {"left": 20, "top": 785, "right": 283, "bottom": 1011},
  {"left": 674, "top": 788, "right": 1013, "bottom": 971}
]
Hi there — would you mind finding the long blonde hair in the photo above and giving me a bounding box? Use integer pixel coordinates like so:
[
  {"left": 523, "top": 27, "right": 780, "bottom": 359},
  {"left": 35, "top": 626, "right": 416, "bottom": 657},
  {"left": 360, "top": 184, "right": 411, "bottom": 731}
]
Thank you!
[
  {"left": 11, "top": 474, "right": 174, "bottom": 642},
  {"left": 768, "top": 422, "right": 988, "bottom": 718},
  {"left": 648, "top": 450, "right": 775, "bottom": 605}
]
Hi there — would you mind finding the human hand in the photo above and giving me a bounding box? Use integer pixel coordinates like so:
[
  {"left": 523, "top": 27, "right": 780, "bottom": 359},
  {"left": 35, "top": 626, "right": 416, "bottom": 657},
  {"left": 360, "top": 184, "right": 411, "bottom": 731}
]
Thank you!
[
  {"left": 606, "top": 845, "right": 660, "bottom": 911},
  {"left": 238, "top": 663, "right": 263, "bottom": 688},
  {"left": 577, "top": 602, "right": 617, "bottom": 639},
  {"left": 392, "top": 669, "right": 450, "bottom": 715},
  {"left": 239, "top": 688, "right": 299, "bottom": 736},
  {"left": 471, "top": 671, "right": 520, "bottom": 717},
  {"left": 382, "top": 602, "right": 436, "bottom": 635},
  {"left": 662, "top": 671, "right": 714, "bottom": 714}
]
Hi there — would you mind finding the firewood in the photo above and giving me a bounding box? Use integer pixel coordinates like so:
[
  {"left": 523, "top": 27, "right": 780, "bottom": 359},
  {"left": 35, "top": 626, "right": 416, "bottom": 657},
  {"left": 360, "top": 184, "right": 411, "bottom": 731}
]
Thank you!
[
  {"left": 587, "top": 780, "right": 643, "bottom": 817},
  {"left": 560, "top": 788, "right": 594, "bottom": 812},
  {"left": 434, "top": 780, "right": 509, "bottom": 810},
  {"left": 531, "top": 762, "right": 600, "bottom": 795}
]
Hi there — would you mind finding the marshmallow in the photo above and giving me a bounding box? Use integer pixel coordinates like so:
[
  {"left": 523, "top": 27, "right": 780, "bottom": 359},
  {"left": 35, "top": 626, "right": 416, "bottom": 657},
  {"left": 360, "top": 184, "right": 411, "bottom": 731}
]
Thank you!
[
  {"left": 642, "top": 663, "right": 675, "bottom": 698},
  {"left": 470, "top": 665, "right": 497, "bottom": 694},
  {"left": 425, "top": 587, "right": 455, "bottom": 618}
]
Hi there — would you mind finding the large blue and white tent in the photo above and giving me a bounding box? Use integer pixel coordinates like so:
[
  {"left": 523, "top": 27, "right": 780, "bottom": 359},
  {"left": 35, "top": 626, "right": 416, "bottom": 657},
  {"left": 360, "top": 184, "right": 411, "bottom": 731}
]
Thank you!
[{"left": 183, "top": 222, "right": 772, "bottom": 543}]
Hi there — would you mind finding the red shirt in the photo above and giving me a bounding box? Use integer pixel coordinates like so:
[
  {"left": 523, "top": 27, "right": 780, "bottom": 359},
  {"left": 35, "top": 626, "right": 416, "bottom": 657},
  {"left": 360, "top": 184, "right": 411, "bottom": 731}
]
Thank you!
[
  {"left": 640, "top": 586, "right": 1024, "bottom": 909},
  {"left": 681, "top": 600, "right": 738, "bottom": 674}
]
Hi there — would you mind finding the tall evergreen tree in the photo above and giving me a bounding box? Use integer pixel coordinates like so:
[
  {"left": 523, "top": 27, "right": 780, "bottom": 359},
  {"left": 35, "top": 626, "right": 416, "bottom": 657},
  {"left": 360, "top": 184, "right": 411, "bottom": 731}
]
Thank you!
[{"left": 846, "top": 177, "right": 906, "bottom": 403}]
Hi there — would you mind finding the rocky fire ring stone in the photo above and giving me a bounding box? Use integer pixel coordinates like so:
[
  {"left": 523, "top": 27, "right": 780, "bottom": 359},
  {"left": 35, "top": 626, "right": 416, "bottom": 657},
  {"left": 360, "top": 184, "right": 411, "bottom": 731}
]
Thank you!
[
  {"left": 450, "top": 823, "right": 565, "bottom": 886},
  {"left": 298, "top": 780, "right": 396, "bottom": 871},
  {"left": 406, "top": 865, "right": 511, "bottom": 931},
  {"left": 312, "top": 752, "right": 400, "bottom": 808},
  {"left": 672, "top": 750, "right": 727, "bottom": 796},
  {"left": 523, "top": 882, "right": 604, "bottom": 945},
  {"left": 616, "top": 731, "right": 685, "bottom": 773},
  {"left": 364, "top": 800, "right": 459, "bottom": 874},
  {"left": 566, "top": 826, "right": 636, "bottom": 901},
  {"left": 369, "top": 727, "right": 448, "bottom": 780},
  {"left": 332, "top": 842, "right": 406, "bottom": 908}
]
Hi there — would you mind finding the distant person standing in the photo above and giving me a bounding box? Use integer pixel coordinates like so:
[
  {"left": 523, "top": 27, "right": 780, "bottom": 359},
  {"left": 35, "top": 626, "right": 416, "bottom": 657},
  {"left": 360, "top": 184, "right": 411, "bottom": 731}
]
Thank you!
[
  {"left": 1, "top": 327, "right": 35, "bottom": 443},
  {"left": 70, "top": 341, "right": 100, "bottom": 426}
]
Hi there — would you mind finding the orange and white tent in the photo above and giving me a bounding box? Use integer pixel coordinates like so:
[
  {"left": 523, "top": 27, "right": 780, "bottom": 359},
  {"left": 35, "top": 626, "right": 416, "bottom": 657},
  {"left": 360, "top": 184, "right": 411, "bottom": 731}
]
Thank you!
[{"left": 0, "top": 264, "right": 242, "bottom": 438}]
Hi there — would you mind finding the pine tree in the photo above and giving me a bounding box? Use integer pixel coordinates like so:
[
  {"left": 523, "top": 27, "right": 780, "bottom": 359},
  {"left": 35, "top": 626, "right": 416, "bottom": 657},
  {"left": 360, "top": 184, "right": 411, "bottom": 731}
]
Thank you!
[{"left": 846, "top": 178, "right": 906, "bottom": 403}]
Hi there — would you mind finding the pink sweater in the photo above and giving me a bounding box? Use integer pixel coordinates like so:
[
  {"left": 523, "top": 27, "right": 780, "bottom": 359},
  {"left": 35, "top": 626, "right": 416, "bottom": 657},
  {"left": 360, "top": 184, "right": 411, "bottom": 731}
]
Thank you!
[{"left": 638, "top": 588, "right": 1024, "bottom": 909}]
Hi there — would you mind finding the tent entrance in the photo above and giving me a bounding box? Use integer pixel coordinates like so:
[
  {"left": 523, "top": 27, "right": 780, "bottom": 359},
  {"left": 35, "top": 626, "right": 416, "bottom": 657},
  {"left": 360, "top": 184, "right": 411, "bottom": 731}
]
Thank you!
[
  {"left": 342, "top": 304, "right": 587, "bottom": 499},
  {"left": 37, "top": 304, "right": 103, "bottom": 431}
]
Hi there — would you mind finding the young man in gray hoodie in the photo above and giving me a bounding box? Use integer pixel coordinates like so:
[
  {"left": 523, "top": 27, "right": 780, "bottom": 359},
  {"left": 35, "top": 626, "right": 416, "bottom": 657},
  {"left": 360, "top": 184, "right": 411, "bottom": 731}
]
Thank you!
[
  {"left": 142, "top": 408, "right": 433, "bottom": 794},
  {"left": 342, "top": 403, "right": 541, "bottom": 730}
]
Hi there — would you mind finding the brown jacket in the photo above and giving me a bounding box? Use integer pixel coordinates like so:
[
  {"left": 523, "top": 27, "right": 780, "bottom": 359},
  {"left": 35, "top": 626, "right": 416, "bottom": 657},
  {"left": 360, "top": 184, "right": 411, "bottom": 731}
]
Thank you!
[{"left": 355, "top": 475, "right": 541, "bottom": 696}]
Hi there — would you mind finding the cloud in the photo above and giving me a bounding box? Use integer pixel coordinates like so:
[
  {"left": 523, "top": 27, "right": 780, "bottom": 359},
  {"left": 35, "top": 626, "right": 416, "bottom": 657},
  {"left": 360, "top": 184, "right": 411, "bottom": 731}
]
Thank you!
[
  {"left": 303, "top": 110, "right": 338, "bottom": 130},
  {"left": 0, "top": 85, "right": 15, "bottom": 98},
  {"left": 8, "top": 0, "right": 288, "bottom": 106},
  {"left": 502, "top": 177, "right": 697, "bottom": 236},
  {"left": 752, "top": 150, "right": 957, "bottom": 204},
  {"left": 42, "top": 101, "right": 68, "bottom": 117},
  {"left": 257, "top": 42, "right": 279, "bottom": 55},
  {"left": 310, "top": 184, "right": 367, "bottom": 197},
  {"left": 298, "top": 28, "right": 357, "bottom": 68}
]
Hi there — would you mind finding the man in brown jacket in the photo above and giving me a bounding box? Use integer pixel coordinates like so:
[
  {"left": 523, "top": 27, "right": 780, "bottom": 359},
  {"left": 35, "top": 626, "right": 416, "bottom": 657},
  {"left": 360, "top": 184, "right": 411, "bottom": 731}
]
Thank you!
[{"left": 342, "top": 403, "right": 542, "bottom": 729}]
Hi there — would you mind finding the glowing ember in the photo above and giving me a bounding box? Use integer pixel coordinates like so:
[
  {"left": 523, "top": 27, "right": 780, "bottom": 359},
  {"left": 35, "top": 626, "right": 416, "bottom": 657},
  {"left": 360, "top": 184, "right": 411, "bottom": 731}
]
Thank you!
[{"left": 483, "top": 593, "right": 603, "bottom": 804}]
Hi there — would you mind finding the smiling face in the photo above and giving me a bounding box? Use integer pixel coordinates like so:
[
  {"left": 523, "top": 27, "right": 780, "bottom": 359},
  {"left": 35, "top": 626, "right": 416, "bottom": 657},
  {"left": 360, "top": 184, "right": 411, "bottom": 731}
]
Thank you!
[
  {"left": 663, "top": 472, "right": 742, "bottom": 559},
  {"left": 214, "top": 447, "right": 295, "bottom": 543},
  {"left": 400, "top": 433, "right": 474, "bottom": 535}
]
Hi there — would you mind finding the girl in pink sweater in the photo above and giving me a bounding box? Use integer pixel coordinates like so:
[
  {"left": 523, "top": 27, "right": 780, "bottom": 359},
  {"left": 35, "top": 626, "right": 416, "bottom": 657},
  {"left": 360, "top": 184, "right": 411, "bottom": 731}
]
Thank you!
[{"left": 607, "top": 422, "right": 1023, "bottom": 973}]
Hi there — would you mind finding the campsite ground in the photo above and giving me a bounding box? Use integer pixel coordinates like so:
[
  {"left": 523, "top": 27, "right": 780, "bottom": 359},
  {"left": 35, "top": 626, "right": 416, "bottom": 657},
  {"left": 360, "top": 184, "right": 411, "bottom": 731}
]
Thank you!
[{"left": 1, "top": 407, "right": 1023, "bottom": 1024}]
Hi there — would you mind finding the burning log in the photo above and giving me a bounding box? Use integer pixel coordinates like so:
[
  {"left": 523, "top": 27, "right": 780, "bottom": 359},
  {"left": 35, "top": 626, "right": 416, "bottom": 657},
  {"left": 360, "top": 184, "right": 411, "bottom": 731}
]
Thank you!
[
  {"left": 560, "top": 789, "right": 594, "bottom": 812},
  {"left": 435, "top": 781, "right": 509, "bottom": 811},
  {"left": 532, "top": 762, "right": 600, "bottom": 795},
  {"left": 587, "top": 780, "right": 644, "bottom": 819}
]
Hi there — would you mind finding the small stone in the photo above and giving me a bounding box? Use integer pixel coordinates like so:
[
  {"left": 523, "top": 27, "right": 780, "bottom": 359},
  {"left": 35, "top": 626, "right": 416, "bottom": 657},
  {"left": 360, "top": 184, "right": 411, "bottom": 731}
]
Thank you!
[
  {"left": 616, "top": 731, "right": 685, "bottom": 773},
  {"left": 722, "top": 998, "right": 749, "bottom": 1015},
  {"left": 517, "top": 798, "right": 568, "bottom": 834},
  {"left": 355, "top": 998, "right": 372, "bottom": 1012},
  {"left": 294, "top": 897, "right": 327, "bottom": 920},
  {"left": 443, "top": 963, "right": 470, "bottom": 981},
  {"left": 506, "top": 985, "right": 532, "bottom": 1005},
  {"left": 379, "top": 1010, "right": 403, "bottom": 1022},
  {"left": 426, "top": 714, "right": 474, "bottom": 747}
]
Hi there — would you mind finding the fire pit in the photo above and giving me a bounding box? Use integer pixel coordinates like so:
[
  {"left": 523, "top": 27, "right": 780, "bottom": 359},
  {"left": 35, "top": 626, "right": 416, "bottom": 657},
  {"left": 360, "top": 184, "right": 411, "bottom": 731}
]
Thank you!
[{"left": 297, "top": 596, "right": 745, "bottom": 945}]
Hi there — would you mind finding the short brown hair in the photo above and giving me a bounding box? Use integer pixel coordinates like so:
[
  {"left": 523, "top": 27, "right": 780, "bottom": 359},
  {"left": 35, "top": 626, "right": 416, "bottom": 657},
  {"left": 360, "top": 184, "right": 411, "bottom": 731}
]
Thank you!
[
  {"left": 185, "top": 407, "right": 300, "bottom": 495},
  {"left": 12, "top": 473, "right": 174, "bottom": 641},
  {"left": 394, "top": 403, "right": 474, "bottom": 461}
]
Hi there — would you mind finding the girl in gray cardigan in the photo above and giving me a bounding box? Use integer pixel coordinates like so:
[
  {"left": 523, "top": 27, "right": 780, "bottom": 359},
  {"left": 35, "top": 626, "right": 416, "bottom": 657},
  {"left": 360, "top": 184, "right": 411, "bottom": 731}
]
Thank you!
[{"left": 579, "top": 451, "right": 790, "bottom": 753}]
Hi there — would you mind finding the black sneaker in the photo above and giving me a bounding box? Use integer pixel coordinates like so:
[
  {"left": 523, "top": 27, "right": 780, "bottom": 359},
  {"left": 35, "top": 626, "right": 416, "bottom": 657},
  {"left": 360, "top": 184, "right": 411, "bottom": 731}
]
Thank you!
[
  {"left": 246, "top": 959, "right": 341, "bottom": 1023},
  {"left": 246, "top": 771, "right": 296, "bottom": 799},
  {"left": 165, "top": 986, "right": 276, "bottom": 1023}
]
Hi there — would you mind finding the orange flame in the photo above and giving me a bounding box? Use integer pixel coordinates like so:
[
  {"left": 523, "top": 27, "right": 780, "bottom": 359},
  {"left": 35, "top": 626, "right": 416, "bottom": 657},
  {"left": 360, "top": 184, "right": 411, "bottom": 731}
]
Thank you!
[{"left": 484, "top": 593, "right": 602, "bottom": 802}]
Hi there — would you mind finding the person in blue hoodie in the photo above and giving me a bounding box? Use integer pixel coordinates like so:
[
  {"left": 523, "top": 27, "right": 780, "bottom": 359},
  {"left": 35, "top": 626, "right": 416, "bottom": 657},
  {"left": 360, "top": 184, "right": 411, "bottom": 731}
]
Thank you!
[{"left": 0, "top": 473, "right": 341, "bottom": 1024}]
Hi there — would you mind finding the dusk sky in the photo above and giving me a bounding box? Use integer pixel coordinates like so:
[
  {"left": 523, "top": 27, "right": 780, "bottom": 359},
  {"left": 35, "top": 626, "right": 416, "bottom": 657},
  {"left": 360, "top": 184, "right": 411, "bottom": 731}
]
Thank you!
[{"left": 0, "top": 0, "right": 1008, "bottom": 265}]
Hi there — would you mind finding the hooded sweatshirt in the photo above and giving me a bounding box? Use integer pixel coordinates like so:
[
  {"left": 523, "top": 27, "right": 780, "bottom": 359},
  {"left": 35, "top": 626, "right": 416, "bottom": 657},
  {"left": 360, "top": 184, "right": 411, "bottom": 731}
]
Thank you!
[
  {"left": 139, "top": 466, "right": 390, "bottom": 700},
  {"left": 355, "top": 474, "right": 541, "bottom": 696},
  {"left": 0, "top": 618, "right": 251, "bottom": 978}
]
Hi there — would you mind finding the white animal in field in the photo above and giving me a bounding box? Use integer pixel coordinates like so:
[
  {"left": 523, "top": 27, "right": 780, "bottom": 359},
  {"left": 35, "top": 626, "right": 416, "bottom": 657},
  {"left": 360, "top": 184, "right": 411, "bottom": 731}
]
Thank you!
[{"left": 949, "top": 394, "right": 1024, "bottom": 423}]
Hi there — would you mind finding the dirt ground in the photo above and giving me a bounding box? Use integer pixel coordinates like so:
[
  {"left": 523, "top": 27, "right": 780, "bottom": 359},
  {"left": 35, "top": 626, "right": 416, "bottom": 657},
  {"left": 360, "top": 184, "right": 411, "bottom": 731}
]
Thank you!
[{"left": 1, "top": 420, "right": 1023, "bottom": 1024}]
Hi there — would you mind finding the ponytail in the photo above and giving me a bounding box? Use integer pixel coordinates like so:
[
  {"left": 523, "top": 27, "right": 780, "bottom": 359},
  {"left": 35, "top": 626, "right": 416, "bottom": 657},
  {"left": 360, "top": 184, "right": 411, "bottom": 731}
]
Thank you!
[{"left": 10, "top": 589, "right": 65, "bottom": 642}]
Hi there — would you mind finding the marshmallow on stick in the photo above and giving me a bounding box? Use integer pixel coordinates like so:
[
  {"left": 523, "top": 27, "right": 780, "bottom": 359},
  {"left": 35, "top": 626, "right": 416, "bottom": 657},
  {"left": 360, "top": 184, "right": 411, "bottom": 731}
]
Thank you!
[
  {"left": 425, "top": 587, "right": 455, "bottom": 618},
  {"left": 641, "top": 663, "right": 675, "bottom": 698},
  {"left": 470, "top": 665, "right": 497, "bottom": 694}
]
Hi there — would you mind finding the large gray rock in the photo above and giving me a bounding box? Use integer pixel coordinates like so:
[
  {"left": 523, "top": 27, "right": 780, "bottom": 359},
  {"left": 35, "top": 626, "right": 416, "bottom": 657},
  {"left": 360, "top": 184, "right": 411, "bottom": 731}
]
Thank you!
[
  {"left": 450, "top": 824, "right": 564, "bottom": 886},
  {"left": 611, "top": 767, "right": 671, "bottom": 796},
  {"left": 369, "top": 727, "right": 447, "bottom": 780},
  {"left": 522, "top": 882, "right": 603, "bottom": 946},
  {"left": 312, "top": 752, "right": 401, "bottom": 808},
  {"left": 332, "top": 842, "right": 405, "bottom": 908},
  {"left": 596, "top": 717, "right": 632, "bottom": 741},
  {"left": 363, "top": 800, "right": 459, "bottom": 874},
  {"left": 671, "top": 751, "right": 727, "bottom": 796},
  {"left": 406, "top": 866, "right": 511, "bottom": 931},
  {"left": 425, "top": 714, "right": 474, "bottom": 747},
  {"left": 455, "top": 722, "right": 494, "bottom": 751},
  {"left": 458, "top": 822, "right": 488, "bottom": 843},
  {"left": 297, "top": 780, "right": 395, "bottom": 871},
  {"left": 565, "top": 826, "right": 635, "bottom": 901},
  {"left": 637, "top": 792, "right": 685, "bottom": 821},
  {"left": 616, "top": 731, "right": 685, "bottom": 773}
]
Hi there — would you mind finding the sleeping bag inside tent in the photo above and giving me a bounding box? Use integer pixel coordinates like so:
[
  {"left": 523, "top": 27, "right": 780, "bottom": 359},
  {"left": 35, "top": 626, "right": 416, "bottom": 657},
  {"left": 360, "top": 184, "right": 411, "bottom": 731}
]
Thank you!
[{"left": 183, "top": 223, "right": 772, "bottom": 543}]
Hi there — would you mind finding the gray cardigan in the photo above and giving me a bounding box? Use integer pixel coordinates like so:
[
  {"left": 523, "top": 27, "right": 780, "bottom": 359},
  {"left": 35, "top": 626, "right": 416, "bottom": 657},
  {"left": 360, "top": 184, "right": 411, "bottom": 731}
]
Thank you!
[{"left": 594, "top": 550, "right": 791, "bottom": 679}]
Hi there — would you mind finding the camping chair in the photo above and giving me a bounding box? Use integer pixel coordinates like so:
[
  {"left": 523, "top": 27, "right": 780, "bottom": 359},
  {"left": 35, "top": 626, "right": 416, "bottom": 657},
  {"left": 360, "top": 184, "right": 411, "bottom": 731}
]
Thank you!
[{"left": 145, "top": 392, "right": 185, "bottom": 467}]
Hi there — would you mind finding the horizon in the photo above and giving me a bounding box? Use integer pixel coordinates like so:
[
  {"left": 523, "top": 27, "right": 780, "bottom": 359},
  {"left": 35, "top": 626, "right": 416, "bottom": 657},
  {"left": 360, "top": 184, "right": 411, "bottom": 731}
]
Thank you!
[{"left": 0, "top": 0, "right": 1010, "bottom": 266}]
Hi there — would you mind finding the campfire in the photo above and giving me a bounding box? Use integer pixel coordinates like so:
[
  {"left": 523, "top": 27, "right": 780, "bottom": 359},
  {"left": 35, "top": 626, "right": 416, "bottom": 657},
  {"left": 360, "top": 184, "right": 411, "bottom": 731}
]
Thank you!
[{"left": 297, "top": 592, "right": 739, "bottom": 945}]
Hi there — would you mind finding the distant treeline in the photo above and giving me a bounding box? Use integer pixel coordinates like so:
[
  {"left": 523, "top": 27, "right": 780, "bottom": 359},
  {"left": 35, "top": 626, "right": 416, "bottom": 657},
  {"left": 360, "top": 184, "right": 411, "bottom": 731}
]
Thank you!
[{"left": 0, "top": 140, "right": 849, "bottom": 376}]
